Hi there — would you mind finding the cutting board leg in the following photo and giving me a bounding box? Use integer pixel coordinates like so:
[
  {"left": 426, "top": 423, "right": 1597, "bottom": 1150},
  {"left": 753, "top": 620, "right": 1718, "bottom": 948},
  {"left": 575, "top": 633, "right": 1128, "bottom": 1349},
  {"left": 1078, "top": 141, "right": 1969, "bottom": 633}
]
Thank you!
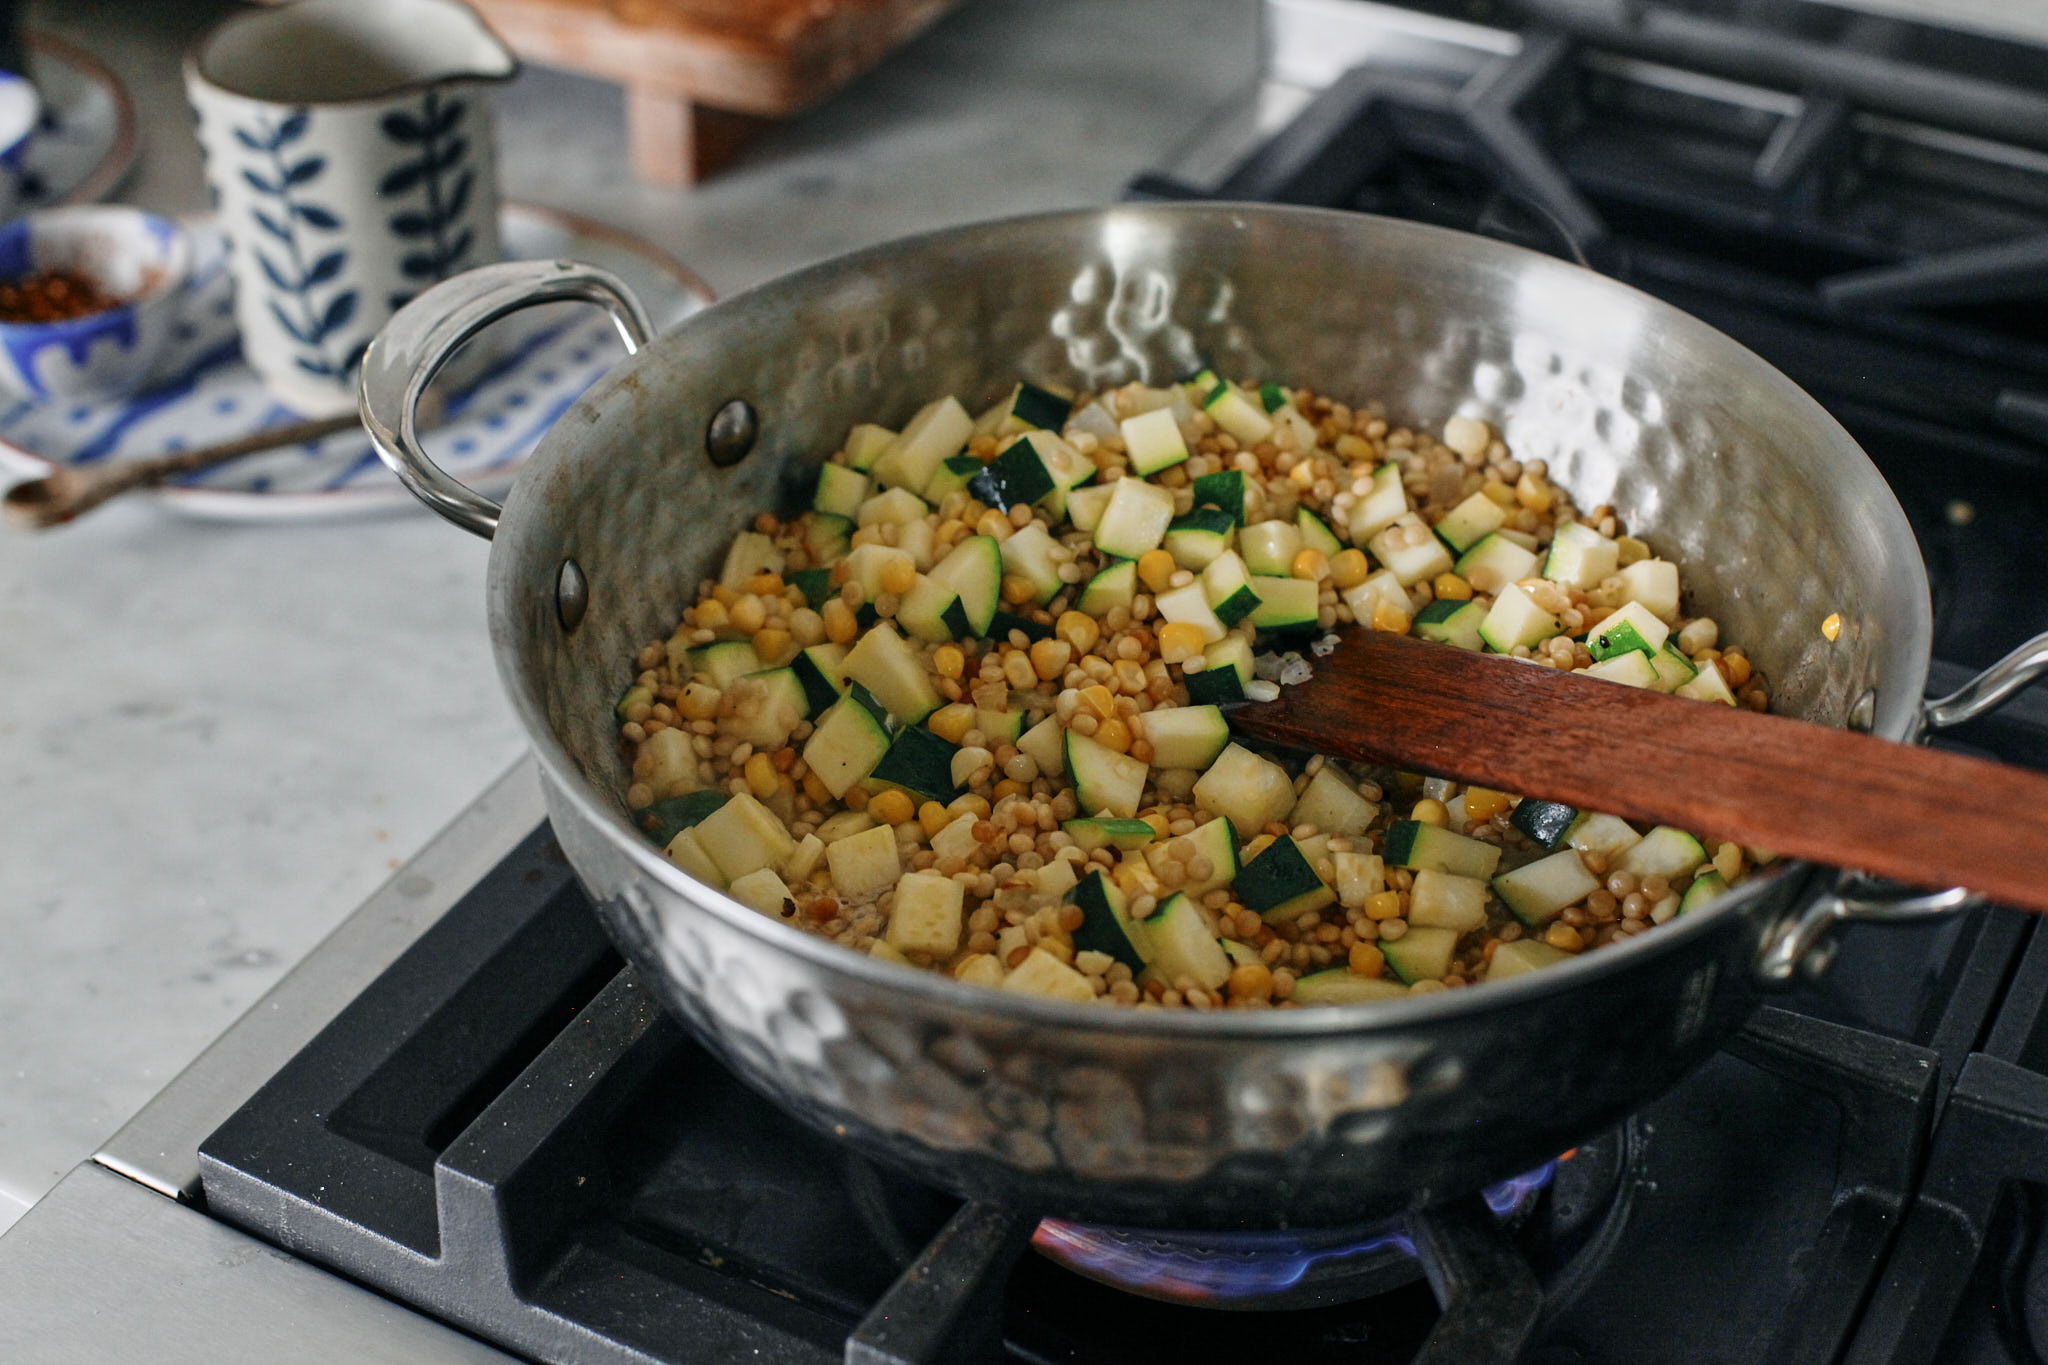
[{"left": 625, "top": 85, "right": 774, "bottom": 187}]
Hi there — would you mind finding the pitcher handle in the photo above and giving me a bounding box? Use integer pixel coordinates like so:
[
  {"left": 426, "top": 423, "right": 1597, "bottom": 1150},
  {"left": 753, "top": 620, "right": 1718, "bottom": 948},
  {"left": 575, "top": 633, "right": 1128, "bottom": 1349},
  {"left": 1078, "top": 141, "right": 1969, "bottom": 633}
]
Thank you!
[
  {"left": 1754, "top": 628, "right": 2048, "bottom": 984},
  {"left": 359, "top": 259, "right": 654, "bottom": 540}
]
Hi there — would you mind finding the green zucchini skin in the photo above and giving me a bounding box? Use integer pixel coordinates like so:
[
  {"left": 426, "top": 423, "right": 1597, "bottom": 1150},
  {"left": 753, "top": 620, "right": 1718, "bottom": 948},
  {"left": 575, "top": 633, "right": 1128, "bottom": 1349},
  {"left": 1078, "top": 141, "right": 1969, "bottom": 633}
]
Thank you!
[{"left": 634, "top": 790, "right": 727, "bottom": 847}]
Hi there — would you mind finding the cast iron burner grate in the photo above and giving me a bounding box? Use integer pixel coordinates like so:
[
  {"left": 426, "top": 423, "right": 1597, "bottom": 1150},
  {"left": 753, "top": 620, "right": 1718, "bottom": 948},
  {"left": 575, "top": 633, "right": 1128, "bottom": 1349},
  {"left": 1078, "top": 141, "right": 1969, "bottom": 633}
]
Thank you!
[{"left": 197, "top": 815, "right": 2022, "bottom": 1365}]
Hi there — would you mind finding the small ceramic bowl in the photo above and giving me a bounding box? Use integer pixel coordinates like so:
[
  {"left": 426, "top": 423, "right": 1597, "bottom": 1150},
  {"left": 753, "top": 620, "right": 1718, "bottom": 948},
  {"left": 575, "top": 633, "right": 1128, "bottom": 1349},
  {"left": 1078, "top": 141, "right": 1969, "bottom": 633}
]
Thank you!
[
  {"left": 0, "top": 206, "right": 192, "bottom": 402},
  {"left": 0, "top": 70, "right": 40, "bottom": 223}
]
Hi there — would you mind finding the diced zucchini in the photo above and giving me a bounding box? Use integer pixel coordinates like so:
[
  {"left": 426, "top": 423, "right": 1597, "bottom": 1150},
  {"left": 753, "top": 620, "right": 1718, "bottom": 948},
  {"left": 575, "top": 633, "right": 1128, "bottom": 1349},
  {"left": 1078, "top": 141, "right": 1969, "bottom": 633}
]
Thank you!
[
  {"left": 803, "top": 512, "right": 853, "bottom": 565},
  {"left": 636, "top": 727, "right": 703, "bottom": 799},
  {"left": 1239, "top": 837, "right": 1336, "bottom": 922},
  {"left": 1509, "top": 798, "right": 1579, "bottom": 849},
  {"left": 1296, "top": 508, "right": 1343, "bottom": 558},
  {"left": 840, "top": 543, "right": 916, "bottom": 602},
  {"left": 1291, "top": 969, "right": 1411, "bottom": 1005},
  {"left": 971, "top": 431, "right": 1064, "bottom": 511},
  {"left": 1064, "top": 817, "right": 1159, "bottom": 852},
  {"left": 690, "top": 641, "right": 763, "bottom": 688},
  {"left": 977, "top": 706, "right": 1026, "bottom": 745},
  {"left": 1383, "top": 820, "right": 1502, "bottom": 879},
  {"left": 1680, "top": 869, "right": 1730, "bottom": 914},
  {"left": 1067, "top": 483, "right": 1115, "bottom": 535},
  {"left": 1164, "top": 508, "right": 1235, "bottom": 570},
  {"left": 1238, "top": 520, "right": 1302, "bottom": 577},
  {"left": 1143, "top": 893, "right": 1233, "bottom": 990},
  {"left": 1144, "top": 816, "right": 1237, "bottom": 897},
  {"left": 728, "top": 867, "right": 797, "bottom": 920},
  {"left": 858, "top": 486, "right": 930, "bottom": 528},
  {"left": 999, "top": 522, "right": 1064, "bottom": 604},
  {"left": 1614, "top": 826, "right": 1708, "bottom": 880},
  {"left": 1381, "top": 926, "right": 1458, "bottom": 984},
  {"left": 1621, "top": 558, "right": 1681, "bottom": 621},
  {"left": 1138, "top": 704, "right": 1230, "bottom": 771},
  {"left": 1453, "top": 533, "right": 1539, "bottom": 594},
  {"left": 1247, "top": 574, "right": 1321, "bottom": 633},
  {"left": 1067, "top": 730, "right": 1149, "bottom": 819},
  {"left": 896, "top": 574, "right": 971, "bottom": 644},
  {"left": 1341, "top": 569, "right": 1409, "bottom": 628},
  {"left": 1290, "top": 766, "right": 1376, "bottom": 838},
  {"left": 1487, "top": 939, "right": 1573, "bottom": 981},
  {"left": 1543, "top": 522, "right": 1618, "bottom": 590},
  {"left": 1258, "top": 381, "right": 1288, "bottom": 412},
  {"left": 868, "top": 726, "right": 960, "bottom": 804},
  {"left": 802, "top": 690, "right": 893, "bottom": 798},
  {"left": 633, "top": 789, "right": 727, "bottom": 848},
  {"left": 719, "top": 531, "right": 784, "bottom": 588},
  {"left": 977, "top": 381, "right": 1070, "bottom": 436},
  {"left": 871, "top": 395, "right": 973, "bottom": 494},
  {"left": 1369, "top": 513, "right": 1454, "bottom": 586},
  {"left": 663, "top": 828, "right": 726, "bottom": 889},
  {"left": 886, "top": 871, "right": 964, "bottom": 958},
  {"left": 1183, "top": 635, "right": 1251, "bottom": 705},
  {"left": 1069, "top": 869, "right": 1147, "bottom": 972},
  {"left": 1121, "top": 407, "right": 1189, "bottom": 475},
  {"left": 1582, "top": 650, "right": 1659, "bottom": 689},
  {"left": 1191, "top": 468, "right": 1245, "bottom": 525},
  {"left": 790, "top": 645, "right": 849, "bottom": 717},
  {"left": 1407, "top": 870, "right": 1489, "bottom": 932},
  {"left": 1077, "top": 558, "right": 1137, "bottom": 618},
  {"left": 844, "top": 423, "right": 896, "bottom": 471},
  {"left": 1193, "top": 743, "right": 1296, "bottom": 837},
  {"left": 1567, "top": 813, "right": 1641, "bottom": 857},
  {"left": 1491, "top": 850, "right": 1599, "bottom": 928},
  {"left": 1001, "top": 947, "right": 1096, "bottom": 1003},
  {"left": 1333, "top": 851, "right": 1384, "bottom": 907},
  {"left": 1018, "top": 715, "right": 1066, "bottom": 777},
  {"left": 1477, "top": 582, "right": 1561, "bottom": 653},
  {"left": 1199, "top": 551, "right": 1261, "bottom": 627},
  {"left": 1433, "top": 491, "right": 1508, "bottom": 554},
  {"left": 1677, "top": 658, "right": 1739, "bottom": 705},
  {"left": 728, "top": 668, "right": 809, "bottom": 749},
  {"left": 824, "top": 822, "right": 901, "bottom": 897},
  {"left": 927, "top": 535, "right": 1002, "bottom": 637},
  {"left": 694, "top": 792, "right": 797, "bottom": 883},
  {"left": 787, "top": 568, "right": 833, "bottom": 609},
  {"left": 1203, "top": 385, "right": 1274, "bottom": 444},
  {"left": 840, "top": 622, "right": 940, "bottom": 723},
  {"left": 1648, "top": 643, "right": 1699, "bottom": 693},
  {"left": 1154, "top": 581, "right": 1227, "bottom": 644},
  {"left": 1412, "top": 599, "right": 1487, "bottom": 651},
  {"left": 924, "top": 452, "right": 983, "bottom": 501},
  {"left": 1347, "top": 462, "right": 1410, "bottom": 543},
  {"left": 1092, "top": 477, "right": 1176, "bottom": 559},
  {"left": 1588, "top": 600, "right": 1671, "bottom": 660},
  {"left": 813, "top": 462, "right": 870, "bottom": 519}
]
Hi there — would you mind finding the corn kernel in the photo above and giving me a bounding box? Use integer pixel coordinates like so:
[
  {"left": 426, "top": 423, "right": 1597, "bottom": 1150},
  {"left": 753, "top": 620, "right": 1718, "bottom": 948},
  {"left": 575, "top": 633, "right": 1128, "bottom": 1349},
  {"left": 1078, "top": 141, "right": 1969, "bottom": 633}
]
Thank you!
[
  {"left": 880, "top": 557, "right": 917, "bottom": 597},
  {"left": 1227, "top": 962, "right": 1274, "bottom": 1002},
  {"left": 1348, "top": 943, "right": 1385, "bottom": 978},
  {"left": 678, "top": 682, "right": 722, "bottom": 721},
  {"left": 992, "top": 778, "right": 1026, "bottom": 801},
  {"left": 1545, "top": 922, "right": 1586, "bottom": 952},
  {"left": 1157, "top": 621, "right": 1205, "bottom": 664},
  {"left": 1481, "top": 479, "right": 1516, "bottom": 507},
  {"left": 801, "top": 769, "right": 830, "bottom": 804},
  {"left": 1080, "top": 684, "right": 1117, "bottom": 719},
  {"left": 1365, "top": 890, "right": 1403, "bottom": 921},
  {"left": 933, "top": 645, "right": 965, "bottom": 679},
  {"left": 1411, "top": 798, "right": 1449, "bottom": 827},
  {"left": 1722, "top": 652, "right": 1752, "bottom": 686},
  {"left": 1329, "top": 549, "right": 1370, "bottom": 589},
  {"left": 1462, "top": 787, "right": 1512, "bottom": 822},
  {"left": 1615, "top": 536, "right": 1650, "bottom": 567},
  {"left": 1137, "top": 549, "right": 1177, "bottom": 593},
  {"left": 729, "top": 595, "right": 766, "bottom": 633},
  {"left": 928, "top": 702, "right": 976, "bottom": 744},
  {"left": 1371, "top": 601, "right": 1412, "bottom": 634},
  {"left": 1000, "top": 574, "right": 1035, "bottom": 606},
  {"left": 744, "top": 752, "right": 777, "bottom": 800},
  {"left": 1291, "top": 548, "right": 1328, "bottom": 581},
  {"left": 870, "top": 789, "right": 916, "bottom": 826},
  {"left": 1057, "top": 610, "right": 1100, "bottom": 653},
  {"left": 1821, "top": 612, "right": 1842, "bottom": 643},
  {"left": 949, "top": 793, "right": 993, "bottom": 819},
  {"left": 1094, "top": 717, "right": 1132, "bottom": 753},
  {"left": 693, "top": 598, "right": 729, "bottom": 630},
  {"left": 1713, "top": 841, "right": 1745, "bottom": 882},
  {"left": 745, "top": 572, "right": 784, "bottom": 596},
  {"left": 1030, "top": 639, "right": 1073, "bottom": 680},
  {"left": 1515, "top": 472, "right": 1554, "bottom": 512},
  {"left": 752, "top": 627, "right": 791, "bottom": 662},
  {"left": 1431, "top": 573, "right": 1473, "bottom": 602},
  {"left": 918, "top": 801, "right": 952, "bottom": 838},
  {"left": 822, "top": 598, "right": 858, "bottom": 644}
]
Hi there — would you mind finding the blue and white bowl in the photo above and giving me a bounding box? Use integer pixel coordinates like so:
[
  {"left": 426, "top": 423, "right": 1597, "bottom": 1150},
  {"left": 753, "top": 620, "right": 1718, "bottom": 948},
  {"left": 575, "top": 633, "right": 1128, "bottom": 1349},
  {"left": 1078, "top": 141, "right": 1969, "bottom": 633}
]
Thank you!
[
  {"left": 0, "top": 206, "right": 192, "bottom": 402},
  {"left": 0, "top": 70, "right": 39, "bottom": 222}
]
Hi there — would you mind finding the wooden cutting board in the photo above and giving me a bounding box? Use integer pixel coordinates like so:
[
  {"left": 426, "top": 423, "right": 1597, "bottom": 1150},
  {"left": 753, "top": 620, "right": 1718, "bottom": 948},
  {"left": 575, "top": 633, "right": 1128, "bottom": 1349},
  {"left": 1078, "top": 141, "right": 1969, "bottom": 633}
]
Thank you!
[{"left": 264, "top": 0, "right": 963, "bottom": 187}]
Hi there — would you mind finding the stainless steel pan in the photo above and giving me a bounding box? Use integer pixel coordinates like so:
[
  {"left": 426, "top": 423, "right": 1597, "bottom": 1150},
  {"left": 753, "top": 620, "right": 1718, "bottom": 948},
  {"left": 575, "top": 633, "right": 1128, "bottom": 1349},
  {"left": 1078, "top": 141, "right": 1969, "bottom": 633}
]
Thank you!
[{"left": 361, "top": 205, "right": 2048, "bottom": 1229}]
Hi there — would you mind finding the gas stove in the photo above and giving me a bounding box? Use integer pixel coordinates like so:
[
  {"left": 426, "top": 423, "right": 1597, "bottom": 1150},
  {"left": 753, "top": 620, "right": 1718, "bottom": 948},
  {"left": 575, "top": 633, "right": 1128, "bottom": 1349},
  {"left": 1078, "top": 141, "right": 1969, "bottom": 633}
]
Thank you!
[{"left": 10, "top": 2, "right": 2048, "bottom": 1361}]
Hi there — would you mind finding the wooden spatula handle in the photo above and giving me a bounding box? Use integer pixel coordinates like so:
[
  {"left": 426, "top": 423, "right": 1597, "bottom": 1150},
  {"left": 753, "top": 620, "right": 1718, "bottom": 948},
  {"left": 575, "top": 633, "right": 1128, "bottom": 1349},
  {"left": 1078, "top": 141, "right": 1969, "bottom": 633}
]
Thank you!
[{"left": 1230, "top": 629, "right": 2048, "bottom": 914}]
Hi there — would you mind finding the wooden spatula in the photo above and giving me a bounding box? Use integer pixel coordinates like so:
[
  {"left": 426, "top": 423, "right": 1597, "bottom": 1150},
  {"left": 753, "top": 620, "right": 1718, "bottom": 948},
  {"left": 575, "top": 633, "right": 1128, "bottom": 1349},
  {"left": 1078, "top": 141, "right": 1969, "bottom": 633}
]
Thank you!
[{"left": 1226, "top": 627, "right": 2048, "bottom": 913}]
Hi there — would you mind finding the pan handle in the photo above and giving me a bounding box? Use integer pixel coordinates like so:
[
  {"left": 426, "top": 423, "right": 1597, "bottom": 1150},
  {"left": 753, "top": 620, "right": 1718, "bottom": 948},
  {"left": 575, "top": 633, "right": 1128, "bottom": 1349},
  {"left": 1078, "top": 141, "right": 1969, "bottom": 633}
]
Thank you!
[
  {"left": 1755, "top": 627, "right": 2048, "bottom": 984},
  {"left": 358, "top": 259, "right": 655, "bottom": 540}
]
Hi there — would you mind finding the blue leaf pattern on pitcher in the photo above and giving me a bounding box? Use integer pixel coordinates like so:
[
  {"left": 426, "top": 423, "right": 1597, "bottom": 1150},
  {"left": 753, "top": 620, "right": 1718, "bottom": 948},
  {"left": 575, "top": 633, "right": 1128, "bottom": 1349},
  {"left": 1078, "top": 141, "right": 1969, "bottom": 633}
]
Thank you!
[
  {"left": 378, "top": 90, "right": 481, "bottom": 313},
  {"left": 233, "top": 108, "right": 359, "bottom": 379}
]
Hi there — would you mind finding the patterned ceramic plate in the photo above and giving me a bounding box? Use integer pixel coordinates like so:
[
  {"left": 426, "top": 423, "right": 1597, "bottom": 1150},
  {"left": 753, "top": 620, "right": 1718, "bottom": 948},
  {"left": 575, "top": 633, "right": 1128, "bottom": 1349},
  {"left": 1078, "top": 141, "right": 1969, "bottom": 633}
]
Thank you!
[
  {"left": 0, "top": 203, "right": 711, "bottom": 520},
  {"left": 23, "top": 32, "right": 138, "bottom": 211}
]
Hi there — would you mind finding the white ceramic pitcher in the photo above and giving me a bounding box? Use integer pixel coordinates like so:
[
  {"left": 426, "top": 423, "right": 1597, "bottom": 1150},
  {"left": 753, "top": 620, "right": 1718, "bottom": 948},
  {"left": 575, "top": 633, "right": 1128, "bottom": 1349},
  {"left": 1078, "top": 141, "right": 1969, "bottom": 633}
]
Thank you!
[{"left": 186, "top": 0, "right": 516, "bottom": 417}]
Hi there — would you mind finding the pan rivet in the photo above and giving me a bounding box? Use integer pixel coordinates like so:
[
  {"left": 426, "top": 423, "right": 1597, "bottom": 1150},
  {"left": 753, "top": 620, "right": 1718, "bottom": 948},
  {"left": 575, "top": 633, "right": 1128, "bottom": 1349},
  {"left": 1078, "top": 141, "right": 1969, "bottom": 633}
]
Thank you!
[
  {"left": 1848, "top": 690, "right": 1876, "bottom": 732},
  {"left": 556, "top": 559, "right": 588, "bottom": 632},
  {"left": 706, "top": 399, "right": 758, "bottom": 466}
]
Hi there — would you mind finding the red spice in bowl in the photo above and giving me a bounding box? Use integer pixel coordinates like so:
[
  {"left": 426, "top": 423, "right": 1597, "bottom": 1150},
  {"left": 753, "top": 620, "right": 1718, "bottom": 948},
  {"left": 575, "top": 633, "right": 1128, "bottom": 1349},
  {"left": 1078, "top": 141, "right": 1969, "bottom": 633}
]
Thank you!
[{"left": 0, "top": 268, "right": 122, "bottom": 323}]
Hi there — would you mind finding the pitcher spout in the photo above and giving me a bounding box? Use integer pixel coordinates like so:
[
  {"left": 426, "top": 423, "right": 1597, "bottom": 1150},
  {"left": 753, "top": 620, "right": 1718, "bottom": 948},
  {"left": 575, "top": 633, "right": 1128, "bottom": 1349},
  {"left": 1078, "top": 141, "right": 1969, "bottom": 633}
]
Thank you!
[{"left": 191, "top": 0, "right": 517, "bottom": 107}]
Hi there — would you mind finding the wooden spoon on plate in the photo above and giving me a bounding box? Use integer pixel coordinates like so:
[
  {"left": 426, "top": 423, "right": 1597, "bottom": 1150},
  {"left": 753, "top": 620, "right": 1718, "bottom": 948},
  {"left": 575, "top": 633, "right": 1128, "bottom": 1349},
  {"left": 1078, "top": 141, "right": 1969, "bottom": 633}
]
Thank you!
[{"left": 1226, "top": 626, "right": 2048, "bottom": 913}]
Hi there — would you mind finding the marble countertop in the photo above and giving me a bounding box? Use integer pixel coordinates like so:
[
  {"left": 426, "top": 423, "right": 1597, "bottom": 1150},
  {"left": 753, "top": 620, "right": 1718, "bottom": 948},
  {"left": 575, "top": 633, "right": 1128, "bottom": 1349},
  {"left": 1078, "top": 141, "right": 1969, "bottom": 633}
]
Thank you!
[{"left": 0, "top": 0, "right": 1254, "bottom": 1229}]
